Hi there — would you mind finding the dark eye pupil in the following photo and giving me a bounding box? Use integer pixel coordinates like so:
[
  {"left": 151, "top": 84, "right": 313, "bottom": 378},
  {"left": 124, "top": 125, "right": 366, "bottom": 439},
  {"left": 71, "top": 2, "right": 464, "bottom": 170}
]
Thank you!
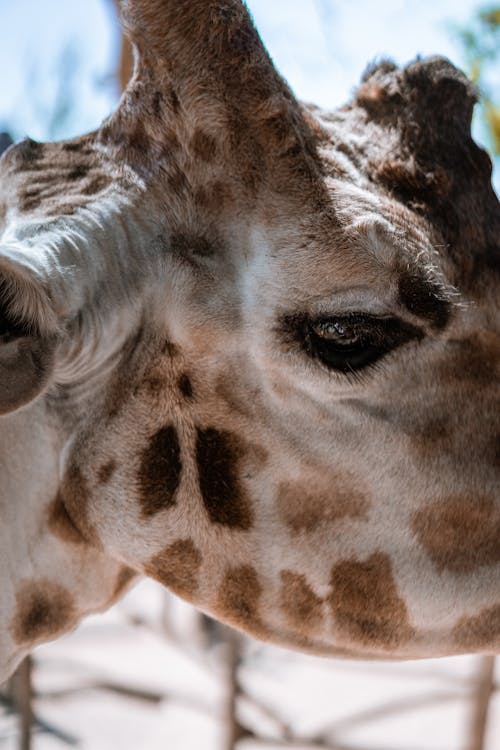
[{"left": 312, "top": 321, "right": 358, "bottom": 345}]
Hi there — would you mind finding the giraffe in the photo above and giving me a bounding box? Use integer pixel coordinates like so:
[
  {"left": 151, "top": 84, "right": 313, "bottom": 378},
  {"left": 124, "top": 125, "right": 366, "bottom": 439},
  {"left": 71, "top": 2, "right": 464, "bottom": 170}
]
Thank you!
[{"left": 0, "top": 0, "right": 499, "bottom": 683}]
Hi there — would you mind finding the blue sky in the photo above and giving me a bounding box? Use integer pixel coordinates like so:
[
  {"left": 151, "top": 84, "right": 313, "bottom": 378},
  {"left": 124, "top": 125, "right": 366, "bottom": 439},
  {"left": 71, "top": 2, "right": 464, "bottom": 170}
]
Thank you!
[{"left": 0, "top": 0, "right": 498, "bottom": 189}]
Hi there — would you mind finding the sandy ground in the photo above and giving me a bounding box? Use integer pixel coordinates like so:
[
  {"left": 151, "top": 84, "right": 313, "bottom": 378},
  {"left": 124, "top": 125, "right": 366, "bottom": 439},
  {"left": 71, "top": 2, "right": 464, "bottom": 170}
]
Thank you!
[{"left": 1, "top": 579, "right": 499, "bottom": 750}]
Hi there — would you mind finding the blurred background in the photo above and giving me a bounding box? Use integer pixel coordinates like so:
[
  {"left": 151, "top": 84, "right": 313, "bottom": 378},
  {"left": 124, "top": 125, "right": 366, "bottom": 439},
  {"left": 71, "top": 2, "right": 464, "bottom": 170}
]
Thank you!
[{"left": 0, "top": 1, "right": 499, "bottom": 749}]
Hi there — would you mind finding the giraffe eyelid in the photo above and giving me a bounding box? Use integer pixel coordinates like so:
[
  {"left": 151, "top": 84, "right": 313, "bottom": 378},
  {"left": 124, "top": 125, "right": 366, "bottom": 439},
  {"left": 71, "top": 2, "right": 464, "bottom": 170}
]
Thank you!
[{"left": 277, "top": 312, "right": 423, "bottom": 375}]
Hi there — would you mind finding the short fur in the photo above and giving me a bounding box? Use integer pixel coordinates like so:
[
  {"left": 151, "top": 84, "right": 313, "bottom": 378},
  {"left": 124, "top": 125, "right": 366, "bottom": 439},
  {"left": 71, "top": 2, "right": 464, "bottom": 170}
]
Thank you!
[{"left": 0, "top": 0, "right": 498, "bottom": 680}]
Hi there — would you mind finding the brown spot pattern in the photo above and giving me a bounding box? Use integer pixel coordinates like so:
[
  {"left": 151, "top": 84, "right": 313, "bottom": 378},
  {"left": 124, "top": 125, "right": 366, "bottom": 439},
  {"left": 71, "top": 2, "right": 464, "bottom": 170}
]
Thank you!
[
  {"left": 216, "top": 565, "right": 266, "bottom": 635},
  {"left": 97, "top": 460, "right": 116, "bottom": 485},
  {"left": 59, "top": 464, "right": 98, "bottom": 545},
  {"left": 19, "top": 189, "right": 42, "bottom": 212},
  {"left": 14, "top": 138, "right": 45, "bottom": 166},
  {"left": 170, "top": 232, "right": 218, "bottom": 258},
  {"left": 195, "top": 428, "right": 254, "bottom": 530},
  {"left": 62, "top": 142, "right": 85, "bottom": 152},
  {"left": 138, "top": 425, "right": 182, "bottom": 517},
  {"left": 67, "top": 164, "right": 90, "bottom": 180},
  {"left": 494, "top": 434, "right": 500, "bottom": 469},
  {"left": 452, "top": 604, "right": 500, "bottom": 650},
  {"left": 191, "top": 129, "right": 218, "bottom": 162},
  {"left": 409, "top": 414, "right": 451, "bottom": 459},
  {"left": 277, "top": 479, "right": 369, "bottom": 533},
  {"left": 47, "top": 202, "right": 77, "bottom": 216},
  {"left": 81, "top": 174, "right": 111, "bottom": 196},
  {"left": 47, "top": 492, "right": 86, "bottom": 545},
  {"left": 145, "top": 539, "right": 202, "bottom": 599},
  {"left": 328, "top": 553, "right": 414, "bottom": 649},
  {"left": 152, "top": 90, "right": 163, "bottom": 117},
  {"left": 412, "top": 495, "right": 500, "bottom": 573},
  {"left": 178, "top": 373, "right": 193, "bottom": 400},
  {"left": 10, "top": 579, "right": 76, "bottom": 645},
  {"left": 280, "top": 571, "right": 324, "bottom": 631},
  {"left": 441, "top": 334, "right": 500, "bottom": 386}
]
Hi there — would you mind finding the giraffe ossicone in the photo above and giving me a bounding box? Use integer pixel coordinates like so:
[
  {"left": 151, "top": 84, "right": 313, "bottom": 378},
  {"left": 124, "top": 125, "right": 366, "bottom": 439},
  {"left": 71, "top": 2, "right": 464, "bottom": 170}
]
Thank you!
[{"left": 0, "top": 0, "right": 499, "bottom": 681}]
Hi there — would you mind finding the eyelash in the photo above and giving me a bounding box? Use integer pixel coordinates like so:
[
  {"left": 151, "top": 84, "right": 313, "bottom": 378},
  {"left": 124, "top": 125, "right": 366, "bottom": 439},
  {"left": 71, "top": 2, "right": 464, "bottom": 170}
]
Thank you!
[{"left": 281, "top": 313, "right": 423, "bottom": 375}]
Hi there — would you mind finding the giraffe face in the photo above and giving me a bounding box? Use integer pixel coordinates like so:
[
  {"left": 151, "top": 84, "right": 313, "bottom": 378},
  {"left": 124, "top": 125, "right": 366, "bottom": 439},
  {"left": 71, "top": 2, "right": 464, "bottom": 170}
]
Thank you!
[
  {"left": 57, "top": 162, "right": 498, "bottom": 657},
  {"left": 1, "top": 0, "right": 499, "bottom": 665}
]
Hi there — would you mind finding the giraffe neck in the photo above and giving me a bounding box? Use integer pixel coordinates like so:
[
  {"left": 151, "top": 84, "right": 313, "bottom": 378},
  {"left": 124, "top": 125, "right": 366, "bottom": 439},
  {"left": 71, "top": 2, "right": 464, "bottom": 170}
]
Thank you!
[{"left": 0, "top": 399, "right": 124, "bottom": 680}]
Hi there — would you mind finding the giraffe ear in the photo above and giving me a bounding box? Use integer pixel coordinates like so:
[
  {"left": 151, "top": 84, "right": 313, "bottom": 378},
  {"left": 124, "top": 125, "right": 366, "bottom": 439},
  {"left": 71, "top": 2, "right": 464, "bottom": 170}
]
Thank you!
[
  {"left": 110, "top": 0, "right": 319, "bottom": 187},
  {"left": 0, "top": 248, "right": 57, "bottom": 415}
]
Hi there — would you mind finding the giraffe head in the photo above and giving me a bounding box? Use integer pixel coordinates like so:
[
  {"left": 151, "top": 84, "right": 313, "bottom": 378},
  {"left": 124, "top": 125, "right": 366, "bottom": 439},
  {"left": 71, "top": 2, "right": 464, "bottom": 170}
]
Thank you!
[{"left": 1, "top": 0, "right": 499, "bottom": 677}]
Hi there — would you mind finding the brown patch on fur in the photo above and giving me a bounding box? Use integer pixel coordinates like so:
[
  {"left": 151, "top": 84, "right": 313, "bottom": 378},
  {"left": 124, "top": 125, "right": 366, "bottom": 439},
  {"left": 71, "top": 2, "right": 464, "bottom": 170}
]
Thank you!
[
  {"left": 67, "top": 164, "right": 90, "bottom": 180},
  {"left": 178, "top": 373, "right": 193, "bottom": 400},
  {"left": 47, "top": 492, "right": 86, "bottom": 546},
  {"left": 10, "top": 579, "right": 76, "bottom": 645},
  {"left": 170, "top": 231, "right": 219, "bottom": 258},
  {"left": 19, "top": 191, "right": 42, "bottom": 212},
  {"left": 410, "top": 414, "right": 450, "bottom": 458},
  {"left": 413, "top": 495, "right": 500, "bottom": 573},
  {"left": 97, "top": 460, "right": 116, "bottom": 485},
  {"left": 191, "top": 129, "right": 218, "bottom": 162},
  {"left": 169, "top": 88, "right": 181, "bottom": 113},
  {"left": 162, "top": 339, "right": 178, "bottom": 357},
  {"left": 328, "top": 553, "right": 414, "bottom": 649},
  {"left": 144, "top": 539, "right": 202, "bottom": 599},
  {"left": 277, "top": 478, "right": 370, "bottom": 533},
  {"left": 13, "top": 138, "right": 45, "bottom": 167},
  {"left": 159, "top": 131, "right": 181, "bottom": 160},
  {"left": 167, "top": 163, "right": 190, "bottom": 195},
  {"left": 280, "top": 571, "right": 324, "bottom": 631},
  {"left": 81, "top": 174, "right": 112, "bottom": 196},
  {"left": 494, "top": 434, "right": 500, "bottom": 469},
  {"left": 194, "top": 181, "right": 229, "bottom": 213},
  {"left": 62, "top": 142, "right": 85, "bottom": 153},
  {"left": 138, "top": 425, "right": 182, "bottom": 517},
  {"left": 452, "top": 604, "right": 500, "bottom": 650},
  {"left": 195, "top": 427, "right": 254, "bottom": 530},
  {"left": 142, "top": 373, "right": 166, "bottom": 394},
  {"left": 152, "top": 90, "right": 163, "bottom": 117},
  {"left": 440, "top": 334, "right": 500, "bottom": 386},
  {"left": 47, "top": 203, "right": 77, "bottom": 217},
  {"left": 215, "top": 565, "right": 266, "bottom": 636},
  {"left": 60, "top": 464, "right": 99, "bottom": 545},
  {"left": 126, "top": 123, "right": 150, "bottom": 154}
]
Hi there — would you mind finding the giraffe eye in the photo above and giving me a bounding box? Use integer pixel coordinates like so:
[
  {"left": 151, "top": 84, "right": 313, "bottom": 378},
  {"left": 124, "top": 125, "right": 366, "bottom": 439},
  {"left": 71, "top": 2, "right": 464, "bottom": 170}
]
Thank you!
[
  {"left": 307, "top": 314, "right": 421, "bottom": 373},
  {"left": 312, "top": 320, "right": 361, "bottom": 346}
]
